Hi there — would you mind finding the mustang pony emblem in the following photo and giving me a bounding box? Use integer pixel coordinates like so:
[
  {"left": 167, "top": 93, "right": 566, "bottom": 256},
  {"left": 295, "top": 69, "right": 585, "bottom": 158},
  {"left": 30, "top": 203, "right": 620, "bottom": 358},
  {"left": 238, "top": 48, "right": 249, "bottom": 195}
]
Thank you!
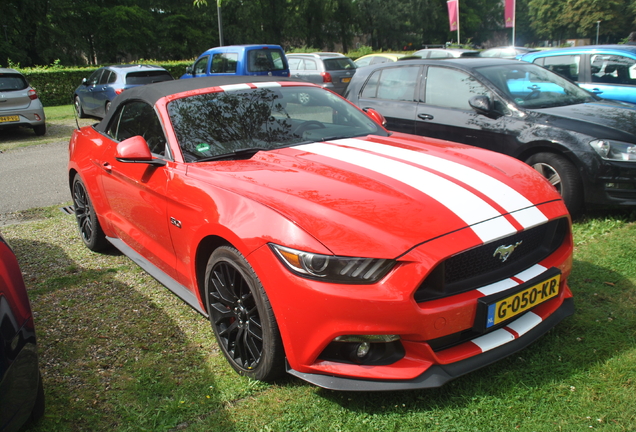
[{"left": 493, "top": 241, "right": 523, "bottom": 262}]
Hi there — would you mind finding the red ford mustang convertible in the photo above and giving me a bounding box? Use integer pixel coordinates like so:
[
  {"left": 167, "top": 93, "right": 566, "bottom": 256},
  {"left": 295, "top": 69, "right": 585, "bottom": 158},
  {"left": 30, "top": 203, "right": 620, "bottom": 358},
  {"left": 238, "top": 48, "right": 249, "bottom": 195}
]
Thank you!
[{"left": 68, "top": 76, "right": 574, "bottom": 391}]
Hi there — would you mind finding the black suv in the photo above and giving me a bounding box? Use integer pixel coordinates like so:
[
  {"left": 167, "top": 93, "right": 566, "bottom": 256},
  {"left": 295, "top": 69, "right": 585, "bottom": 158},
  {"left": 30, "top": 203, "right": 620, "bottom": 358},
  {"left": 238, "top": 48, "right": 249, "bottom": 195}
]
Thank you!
[{"left": 345, "top": 58, "right": 636, "bottom": 215}]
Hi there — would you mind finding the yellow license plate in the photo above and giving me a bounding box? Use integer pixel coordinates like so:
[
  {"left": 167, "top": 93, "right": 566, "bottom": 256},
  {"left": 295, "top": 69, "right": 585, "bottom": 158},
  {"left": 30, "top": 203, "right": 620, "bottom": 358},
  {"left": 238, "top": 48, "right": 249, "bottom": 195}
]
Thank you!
[
  {"left": 486, "top": 273, "right": 561, "bottom": 328},
  {"left": 342, "top": 77, "right": 351, "bottom": 83},
  {"left": 0, "top": 115, "right": 20, "bottom": 123}
]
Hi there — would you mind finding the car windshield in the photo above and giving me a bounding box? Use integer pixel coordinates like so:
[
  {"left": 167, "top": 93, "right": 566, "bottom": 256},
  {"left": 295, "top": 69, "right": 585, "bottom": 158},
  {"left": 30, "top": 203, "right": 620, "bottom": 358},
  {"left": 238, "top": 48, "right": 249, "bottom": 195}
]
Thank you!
[
  {"left": 476, "top": 63, "right": 596, "bottom": 108},
  {"left": 0, "top": 73, "right": 28, "bottom": 91},
  {"left": 167, "top": 86, "right": 386, "bottom": 161}
]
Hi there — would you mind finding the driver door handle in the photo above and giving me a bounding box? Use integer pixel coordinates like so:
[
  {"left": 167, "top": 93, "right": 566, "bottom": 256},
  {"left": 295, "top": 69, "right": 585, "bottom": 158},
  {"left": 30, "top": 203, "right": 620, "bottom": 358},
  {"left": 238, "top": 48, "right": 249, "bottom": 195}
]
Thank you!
[
  {"left": 102, "top": 162, "right": 112, "bottom": 173},
  {"left": 418, "top": 113, "right": 434, "bottom": 121}
]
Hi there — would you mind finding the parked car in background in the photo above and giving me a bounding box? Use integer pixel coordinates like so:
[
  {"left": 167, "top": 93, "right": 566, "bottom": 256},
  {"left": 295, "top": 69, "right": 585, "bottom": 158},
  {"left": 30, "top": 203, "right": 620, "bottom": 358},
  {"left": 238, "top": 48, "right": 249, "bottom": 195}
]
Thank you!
[
  {"left": 0, "top": 68, "right": 46, "bottom": 136},
  {"left": 345, "top": 57, "right": 636, "bottom": 215},
  {"left": 287, "top": 53, "right": 356, "bottom": 96},
  {"left": 409, "top": 48, "right": 479, "bottom": 59},
  {"left": 181, "top": 45, "right": 289, "bottom": 80},
  {"left": 74, "top": 64, "right": 173, "bottom": 119},
  {"left": 480, "top": 46, "right": 539, "bottom": 59},
  {"left": 68, "top": 75, "right": 573, "bottom": 391},
  {"left": 0, "top": 232, "right": 45, "bottom": 431},
  {"left": 354, "top": 53, "right": 406, "bottom": 67},
  {"left": 518, "top": 45, "right": 636, "bottom": 104}
]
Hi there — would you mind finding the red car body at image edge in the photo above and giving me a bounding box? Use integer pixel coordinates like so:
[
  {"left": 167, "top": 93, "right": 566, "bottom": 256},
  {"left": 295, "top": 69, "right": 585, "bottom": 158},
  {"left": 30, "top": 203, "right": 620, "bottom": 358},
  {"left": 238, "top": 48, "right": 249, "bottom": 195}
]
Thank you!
[{"left": 68, "top": 76, "right": 574, "bottom": 391}]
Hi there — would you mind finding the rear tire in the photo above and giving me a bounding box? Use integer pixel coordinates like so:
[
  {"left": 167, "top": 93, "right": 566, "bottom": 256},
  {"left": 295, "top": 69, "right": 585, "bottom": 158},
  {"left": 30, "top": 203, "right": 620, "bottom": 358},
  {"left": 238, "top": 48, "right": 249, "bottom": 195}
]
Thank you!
[
  {"left": 33, "top": 124, "right": 46, "bottom": 136},
  {"left": 526, "top": 152, "right": 583, "bottom": 215},
  {"left": 204, "top": 246, "right": 285, "bottom": 382},
  {"left": 30, "top": 371, "right": 45, "bottom": 421},
  {"left": 75, "top": 96, "right": 87, "bottom": 118},
  {"left": 72, "top": 176, "right": 109, "bottom": 251}
]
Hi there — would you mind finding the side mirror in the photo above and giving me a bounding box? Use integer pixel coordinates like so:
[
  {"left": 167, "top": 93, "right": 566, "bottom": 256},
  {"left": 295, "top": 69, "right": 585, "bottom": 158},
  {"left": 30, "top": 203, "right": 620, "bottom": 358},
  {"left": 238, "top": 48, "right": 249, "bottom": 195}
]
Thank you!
[
  {"left": 82, "top": 78, "right": 88, "bottom": 86},
  {"left": 469, "top": 95, "right": 492, "bottom": 114},
  {"left": 115, "top": 136, "right": 166, "bottom": 166},
  {"left": 185, "top": 65, "right": 193, "bottom": 75},
  {"left": 363, "top": 108, "right": 387, "bottom": 127}
]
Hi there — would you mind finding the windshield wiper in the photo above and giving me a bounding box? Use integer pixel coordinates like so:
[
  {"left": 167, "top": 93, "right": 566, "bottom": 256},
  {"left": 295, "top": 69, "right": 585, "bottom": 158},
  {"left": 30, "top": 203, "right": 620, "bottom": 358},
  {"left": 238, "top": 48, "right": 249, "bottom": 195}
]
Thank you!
[{"left": 196, "top": 147, "right": 269, "bottom": 162}]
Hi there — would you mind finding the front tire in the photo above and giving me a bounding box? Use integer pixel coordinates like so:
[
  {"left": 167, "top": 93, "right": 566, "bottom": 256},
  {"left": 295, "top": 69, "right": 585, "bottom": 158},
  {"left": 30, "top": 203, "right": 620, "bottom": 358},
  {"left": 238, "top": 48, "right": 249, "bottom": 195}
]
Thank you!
[
  {"left": 204, "top": 246, "right": 285, "bottom": 382},
  {"left": 526, "top": 152, "right": 583, "bottom": 215},
  {"left": 72, "top": 176, "right": 109, "bottom": 251}
]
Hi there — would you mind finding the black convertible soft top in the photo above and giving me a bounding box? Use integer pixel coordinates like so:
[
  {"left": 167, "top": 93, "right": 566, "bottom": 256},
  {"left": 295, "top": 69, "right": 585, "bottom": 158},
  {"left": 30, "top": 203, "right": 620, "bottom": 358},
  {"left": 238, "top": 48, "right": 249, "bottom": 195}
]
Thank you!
[{"left": 96, "top": 75, "right": 298, "bottom": 131}]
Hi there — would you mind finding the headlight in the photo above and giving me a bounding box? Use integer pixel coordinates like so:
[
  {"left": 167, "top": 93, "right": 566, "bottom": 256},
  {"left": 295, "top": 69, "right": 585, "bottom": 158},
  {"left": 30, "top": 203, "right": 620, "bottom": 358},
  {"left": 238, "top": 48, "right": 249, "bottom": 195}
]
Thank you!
[
  {"left": 590, "top": 139, "right": 636, "bottom": 161},
  {"left": 269, "top": 244, "right": 395, "bottom": 283}
]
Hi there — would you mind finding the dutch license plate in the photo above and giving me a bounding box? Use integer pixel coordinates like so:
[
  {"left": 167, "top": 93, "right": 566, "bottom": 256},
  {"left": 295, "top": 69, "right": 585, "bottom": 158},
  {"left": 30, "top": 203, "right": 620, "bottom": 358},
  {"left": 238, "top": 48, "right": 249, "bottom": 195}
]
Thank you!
[
  {"left": 342, "top": 77, "right": 351, "bottom": 83},
  {"left": 485, "top": 273, "right": 561, "bottom": 328},
  {"left": 0, "top": 115, "right": 20, "bottom": 123}
]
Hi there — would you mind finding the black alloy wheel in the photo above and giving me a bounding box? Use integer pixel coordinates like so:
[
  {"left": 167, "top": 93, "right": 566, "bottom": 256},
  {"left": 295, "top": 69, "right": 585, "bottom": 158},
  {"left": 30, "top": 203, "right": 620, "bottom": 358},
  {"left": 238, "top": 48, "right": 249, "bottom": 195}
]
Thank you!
[
  {"left": 526, "top": 152, "right": 583, "bottom": 216},
  {"left": 72, "top": 176, "right": 108, "bottom": 251},
  {"left": 205, "top": 246, "right": 284, "bottom": 381}
]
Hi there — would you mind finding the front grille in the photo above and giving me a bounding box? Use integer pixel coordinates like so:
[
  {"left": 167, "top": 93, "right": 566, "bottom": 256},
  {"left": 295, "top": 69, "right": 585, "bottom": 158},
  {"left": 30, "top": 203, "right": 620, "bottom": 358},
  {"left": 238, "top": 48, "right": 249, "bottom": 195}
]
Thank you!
[{"left": 414, "top": 218, "right": 568, "bottom": 303}]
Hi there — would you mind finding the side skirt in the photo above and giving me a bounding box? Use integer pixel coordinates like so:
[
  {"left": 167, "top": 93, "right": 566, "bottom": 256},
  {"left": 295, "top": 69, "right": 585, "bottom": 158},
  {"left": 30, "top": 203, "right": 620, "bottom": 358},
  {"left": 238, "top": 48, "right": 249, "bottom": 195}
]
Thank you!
[{"left": 106, "top": 236, "right": 207, "bottom": 317}]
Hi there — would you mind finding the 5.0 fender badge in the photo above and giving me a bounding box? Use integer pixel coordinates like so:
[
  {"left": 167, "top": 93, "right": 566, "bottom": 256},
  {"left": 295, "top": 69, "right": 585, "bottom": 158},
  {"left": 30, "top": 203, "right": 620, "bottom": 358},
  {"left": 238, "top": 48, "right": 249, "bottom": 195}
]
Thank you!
[{"left": 493, "top": 241, "right": 523, "bottom": 262}]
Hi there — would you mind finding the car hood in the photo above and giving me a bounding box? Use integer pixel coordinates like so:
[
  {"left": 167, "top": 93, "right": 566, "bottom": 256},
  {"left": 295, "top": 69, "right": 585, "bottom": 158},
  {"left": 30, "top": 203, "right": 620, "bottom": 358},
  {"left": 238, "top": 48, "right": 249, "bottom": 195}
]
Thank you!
[
  {"left": 533, "top": 100, "right": 636, "bottom": 141},
  {"left": 186, "top": 134, "right": 565, "bottom": 258}
]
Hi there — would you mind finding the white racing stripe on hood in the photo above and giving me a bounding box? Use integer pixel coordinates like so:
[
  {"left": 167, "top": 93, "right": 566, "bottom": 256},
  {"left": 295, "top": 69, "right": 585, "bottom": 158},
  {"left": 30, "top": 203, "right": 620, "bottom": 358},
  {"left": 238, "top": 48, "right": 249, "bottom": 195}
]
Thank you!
[
  {"left": 331, "top": 138, "right": 548, "bottom": 229},
  {"left": 298, "top": 142, "right": 517, "bottom": 243}
]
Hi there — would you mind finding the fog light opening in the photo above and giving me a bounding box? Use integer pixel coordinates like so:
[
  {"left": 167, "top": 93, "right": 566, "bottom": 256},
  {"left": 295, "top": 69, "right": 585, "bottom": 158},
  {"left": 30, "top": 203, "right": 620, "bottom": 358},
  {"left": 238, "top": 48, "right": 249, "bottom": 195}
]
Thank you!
[
  {"left": 318, "top": 335, "right": 405, "bottom": 366},
  {"left": 356, "top": 342, "right": 371, "bottom": 358},
  {"left": 34, "top": 114, "right": 42, "bottom": 121},
  {"left": 605, "top": 182, "right": 635, "bottom": 190}
]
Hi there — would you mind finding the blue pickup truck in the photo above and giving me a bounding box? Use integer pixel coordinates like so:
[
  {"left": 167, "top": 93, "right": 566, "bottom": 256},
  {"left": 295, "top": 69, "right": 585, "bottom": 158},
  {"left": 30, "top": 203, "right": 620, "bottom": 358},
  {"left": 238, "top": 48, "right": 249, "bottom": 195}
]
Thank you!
[{"left": 181, "top": 45, "right": 290, "bottom": 79}]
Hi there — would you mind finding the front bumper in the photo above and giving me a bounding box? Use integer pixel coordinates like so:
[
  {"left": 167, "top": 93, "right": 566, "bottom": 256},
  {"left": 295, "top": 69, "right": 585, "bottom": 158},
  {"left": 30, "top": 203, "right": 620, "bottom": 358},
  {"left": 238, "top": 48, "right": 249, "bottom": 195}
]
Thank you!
[
  {"left": 287, "top": 298, "right": 574, "bottom": 391},
  {"left": 583, "top": 159, "right": 636, "bottom": 207},
  {"left": 247, "top": 202, "right": 573, "bottom": 388}
]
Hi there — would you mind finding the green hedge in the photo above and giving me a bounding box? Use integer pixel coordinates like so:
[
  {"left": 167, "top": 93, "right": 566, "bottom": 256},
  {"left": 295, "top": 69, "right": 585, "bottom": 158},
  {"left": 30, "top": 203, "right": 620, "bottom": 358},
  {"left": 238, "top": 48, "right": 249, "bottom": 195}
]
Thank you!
[{"left": 18, "top": 61, "right": 191, "bottom": 107}]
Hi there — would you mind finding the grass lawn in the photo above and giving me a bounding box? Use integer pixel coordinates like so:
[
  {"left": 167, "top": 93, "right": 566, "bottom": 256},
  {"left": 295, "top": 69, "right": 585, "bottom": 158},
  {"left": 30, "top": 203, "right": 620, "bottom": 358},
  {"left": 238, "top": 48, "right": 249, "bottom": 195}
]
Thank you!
[
  {"left": 1, "top": 207, "right": 634, "bottom": 432},
  {"left": 0, "top": 105, "right": 95, "bottom": 151}
]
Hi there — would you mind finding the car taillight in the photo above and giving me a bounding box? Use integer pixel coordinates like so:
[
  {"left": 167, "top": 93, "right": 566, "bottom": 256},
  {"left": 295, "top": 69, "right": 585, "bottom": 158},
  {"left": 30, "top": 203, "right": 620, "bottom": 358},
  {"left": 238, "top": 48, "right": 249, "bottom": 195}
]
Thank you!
[
  {"left": 321, "top": 72, "right": 332, "bottom": 83},
  {"left": 28, "top": 89, "right": 38, "bottom": 100},
  {"left": 115, "top": 88, "right": 125, "bottom": 95}
]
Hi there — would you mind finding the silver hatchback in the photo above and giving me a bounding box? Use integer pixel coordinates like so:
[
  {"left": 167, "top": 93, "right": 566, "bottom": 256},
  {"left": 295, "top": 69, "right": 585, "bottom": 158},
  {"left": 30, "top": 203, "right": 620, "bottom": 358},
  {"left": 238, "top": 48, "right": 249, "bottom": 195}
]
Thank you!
[
  {"left": 0, "top": 68, "right": 46, "bottom": 136},
  {"left": 287, "top": 53, "right": 356, "bottom": 96}
]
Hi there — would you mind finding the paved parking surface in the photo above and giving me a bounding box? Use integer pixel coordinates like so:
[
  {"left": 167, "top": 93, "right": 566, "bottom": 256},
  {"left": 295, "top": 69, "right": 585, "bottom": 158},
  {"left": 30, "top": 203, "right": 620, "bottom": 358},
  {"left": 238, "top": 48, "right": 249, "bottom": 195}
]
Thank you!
[{"left": 0, "top": 141, "right": 70, "bottom": 215}]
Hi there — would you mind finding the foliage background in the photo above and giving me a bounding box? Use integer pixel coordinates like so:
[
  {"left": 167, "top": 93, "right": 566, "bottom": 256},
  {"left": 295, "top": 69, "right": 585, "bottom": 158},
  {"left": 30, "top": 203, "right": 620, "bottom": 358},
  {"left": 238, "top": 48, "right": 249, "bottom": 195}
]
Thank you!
[{"left": 2, "top": 0, "right": 636, "bottom": 68}]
